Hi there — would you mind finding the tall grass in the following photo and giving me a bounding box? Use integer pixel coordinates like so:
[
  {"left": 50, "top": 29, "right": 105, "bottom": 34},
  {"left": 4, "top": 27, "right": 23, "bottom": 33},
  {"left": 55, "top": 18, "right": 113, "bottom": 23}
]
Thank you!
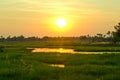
[
  {"left": 0, "top": 48, "right": 120, "bottom": 80},
  {"left": 0, "top": 41, "right": 120, "bottom": 80}
]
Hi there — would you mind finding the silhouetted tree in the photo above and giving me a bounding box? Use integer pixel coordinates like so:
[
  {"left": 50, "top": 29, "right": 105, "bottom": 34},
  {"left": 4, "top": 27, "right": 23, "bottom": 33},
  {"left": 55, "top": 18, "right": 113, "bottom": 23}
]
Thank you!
[
  {"left": 17, "top": 35, "right": 25, "bottom": 41},
  {"left": 0, "top": 46, "right": 5, "bottom": 53},
  {"left": 97, "top": 33, "right": 103, "bottom": 38},
  {"left": 0, "top": 36, "right": 5, "bottom": 41},
  {"left": 112, "top": 22, "right": 120, "bottom": 43},
  {"left": 107, "top": 31, "right": 111, "bottom": 37},
  {"left": 6, "top": 35, "right": 11, "bottom": 41}
]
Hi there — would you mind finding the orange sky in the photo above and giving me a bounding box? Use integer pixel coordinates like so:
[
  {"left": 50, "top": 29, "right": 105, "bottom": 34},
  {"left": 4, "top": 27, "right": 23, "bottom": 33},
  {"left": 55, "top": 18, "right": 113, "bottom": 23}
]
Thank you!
[{"left": 0, "top": 0, "right": 120, "bottom": 37}]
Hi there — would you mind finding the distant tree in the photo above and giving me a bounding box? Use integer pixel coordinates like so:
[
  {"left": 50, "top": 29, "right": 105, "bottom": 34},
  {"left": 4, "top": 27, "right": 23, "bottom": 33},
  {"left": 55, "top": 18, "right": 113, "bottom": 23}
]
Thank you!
[
  {"left": 106, "top": 31, "right": 112, "bottom": 42},
  {"left": 107, "top": 31, "right": 111, "bottom": 37},
  {"left": 11, "top": 36, "right": 17, "bottom": 41},
  {"left": 0, "top": 36, "right": 5, "bottom": 41},
  {"left": 112, "top": 22, "right": 120, "bottom": 44},
  {"left": 6, "top": 35, "right": 11, "bottom": 41},
  {"left": 42, "top": 36, "right": 50, "bottom": 41},
  {"left": 0, "top": 46, "right": 5, "bottom": 53},
  {"left": 17, "top": 35, "right": 25, "bottom": 41},
  {"left": 26, "top": 36, "right": 40, "bottom": 41},
  {"left": 97, "top": 33, "right": 103, "bottom": 38}
]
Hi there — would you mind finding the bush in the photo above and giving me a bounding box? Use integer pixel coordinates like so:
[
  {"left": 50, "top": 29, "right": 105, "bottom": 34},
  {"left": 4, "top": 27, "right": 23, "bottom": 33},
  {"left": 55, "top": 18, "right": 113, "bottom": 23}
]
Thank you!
[{"left": 0, "top": 46, "right": 5, "bottom": 53}]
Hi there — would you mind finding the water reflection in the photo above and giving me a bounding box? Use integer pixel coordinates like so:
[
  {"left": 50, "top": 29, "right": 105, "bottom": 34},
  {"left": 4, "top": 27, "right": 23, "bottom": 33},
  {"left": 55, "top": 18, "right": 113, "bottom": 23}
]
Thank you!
[
  {"left": 49, "top": 64, "right": 65, "bottom": 68},
  {"left": 32, "top": 48, "right": 74, "bottom": 53},
  {"left": 29, "top": 48, "right": 119, "bottom": 54}
]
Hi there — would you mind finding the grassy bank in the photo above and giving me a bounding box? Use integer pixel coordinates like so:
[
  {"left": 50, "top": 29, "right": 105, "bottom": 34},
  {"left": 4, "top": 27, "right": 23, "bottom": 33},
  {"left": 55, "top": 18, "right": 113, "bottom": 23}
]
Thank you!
[
  {"left": 0, "top": 48, "right": 120, "bottom": 80},
  {"left": 0, "top": 41, "right": 120, "bottom": 80},
  {"left": 1, "top": 41, "right": 120, "bottom": 52}
]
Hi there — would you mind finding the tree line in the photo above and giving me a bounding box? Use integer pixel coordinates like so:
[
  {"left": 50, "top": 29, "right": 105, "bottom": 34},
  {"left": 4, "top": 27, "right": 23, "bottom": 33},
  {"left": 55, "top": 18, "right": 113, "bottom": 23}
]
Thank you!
[
  {"left": 0, "top": 34, "right": 109, "bottom": 42},
  {"left": 0, "top": 22, "right": 120, "bottom": 44}
]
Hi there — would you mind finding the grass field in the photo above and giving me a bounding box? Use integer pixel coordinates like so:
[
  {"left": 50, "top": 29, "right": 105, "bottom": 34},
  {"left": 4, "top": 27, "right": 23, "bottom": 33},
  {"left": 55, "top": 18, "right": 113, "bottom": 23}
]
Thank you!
[
  {"left": 0, "top": 41, "right": 120, "bottom": 80},
  {"left": 1, "top": 41, "right": 120, "bottom": 52}
]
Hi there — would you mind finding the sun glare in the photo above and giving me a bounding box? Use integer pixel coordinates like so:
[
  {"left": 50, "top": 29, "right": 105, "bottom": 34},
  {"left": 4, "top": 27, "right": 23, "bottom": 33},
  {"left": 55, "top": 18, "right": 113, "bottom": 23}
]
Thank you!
[{"left": 56, "top": 18, "right": 67, "bottom": 28}]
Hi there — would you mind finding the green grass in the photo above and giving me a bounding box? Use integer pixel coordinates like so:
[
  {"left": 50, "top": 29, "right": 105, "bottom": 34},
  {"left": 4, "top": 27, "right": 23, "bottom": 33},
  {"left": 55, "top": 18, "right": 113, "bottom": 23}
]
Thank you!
[
  {"left": 74, "top": 46, "right": 120, "bottom": 52},
  {"left": 1, "top": 41, "right": 120, "bottom": 52},
  {"left": 0, "top": 41, "right": 120, "bottom": 80},
  {"left": 0, "top": 49, "right": 120, "bottom": 80}
]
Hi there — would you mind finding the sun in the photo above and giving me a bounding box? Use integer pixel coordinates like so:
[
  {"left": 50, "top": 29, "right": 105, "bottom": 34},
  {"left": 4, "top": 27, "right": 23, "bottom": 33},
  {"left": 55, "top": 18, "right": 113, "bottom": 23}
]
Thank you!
[{"left": 56, "top": 18, "right": 67, "bottom": 28}]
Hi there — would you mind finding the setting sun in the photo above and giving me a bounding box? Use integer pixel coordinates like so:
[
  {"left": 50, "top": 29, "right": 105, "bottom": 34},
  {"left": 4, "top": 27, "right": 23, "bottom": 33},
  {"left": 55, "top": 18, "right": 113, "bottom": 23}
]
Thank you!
[{"left": 56, "top": 18, "right": 67, "bottom": 28}]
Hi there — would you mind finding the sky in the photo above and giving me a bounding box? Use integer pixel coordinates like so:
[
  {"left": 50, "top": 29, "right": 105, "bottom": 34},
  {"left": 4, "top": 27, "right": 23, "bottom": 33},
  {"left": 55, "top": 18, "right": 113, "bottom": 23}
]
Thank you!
[{"left": 0, "top": 0, "right": 120, "bottom": 37}]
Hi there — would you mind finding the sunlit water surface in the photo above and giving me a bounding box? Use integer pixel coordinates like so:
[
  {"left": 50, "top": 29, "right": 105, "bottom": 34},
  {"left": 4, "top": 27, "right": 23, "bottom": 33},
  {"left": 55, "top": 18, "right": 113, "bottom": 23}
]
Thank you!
[
  {"left": 27, "top": 48, "right": 120, "bottom": 68},
  {"left": 32, "top": 48, "right": 74, "bottom": 53},
  {"left": 49, "top": 64, "right": 65, "bottom": 68},
  {"left": 27, "top": 48, "right": 120, "bottom": 54}
]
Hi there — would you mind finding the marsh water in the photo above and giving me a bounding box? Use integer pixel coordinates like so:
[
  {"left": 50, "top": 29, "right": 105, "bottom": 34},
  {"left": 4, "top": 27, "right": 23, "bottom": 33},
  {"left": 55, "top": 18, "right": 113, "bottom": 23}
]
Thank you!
[
  {"left": 29, "top": 48, "right": 119, "bottom": 54},
  {"left": 49, "top": 64, "right": 65, "bottom": 68},
  {"left": 32, "top": 48, "right": 74, "bottom": 53},
  {"left": 27, "top": 48, "right": 120, "bottom": 68}
]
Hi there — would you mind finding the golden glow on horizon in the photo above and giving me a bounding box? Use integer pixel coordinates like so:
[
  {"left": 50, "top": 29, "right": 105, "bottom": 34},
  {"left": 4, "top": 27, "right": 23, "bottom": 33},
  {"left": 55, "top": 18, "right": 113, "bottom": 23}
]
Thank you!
[
  {"left": 0, "top": 0, "right": 120, "bottom": 37},
  {"left": 48, "top": 16, "right": 75, "bottom": 36},
  {"left": 56, "top": 18, "right": 67, "bottom": 28}
]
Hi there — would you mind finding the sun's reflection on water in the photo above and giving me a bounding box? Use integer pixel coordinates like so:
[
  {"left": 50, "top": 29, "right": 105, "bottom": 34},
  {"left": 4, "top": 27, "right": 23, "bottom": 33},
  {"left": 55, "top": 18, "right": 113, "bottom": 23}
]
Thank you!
[
  {"left": 49, "top": 64, "right": 65, "bottom": 68},
  {"left": 32, "top": 48, "right": 74, "bottom": 53}
]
